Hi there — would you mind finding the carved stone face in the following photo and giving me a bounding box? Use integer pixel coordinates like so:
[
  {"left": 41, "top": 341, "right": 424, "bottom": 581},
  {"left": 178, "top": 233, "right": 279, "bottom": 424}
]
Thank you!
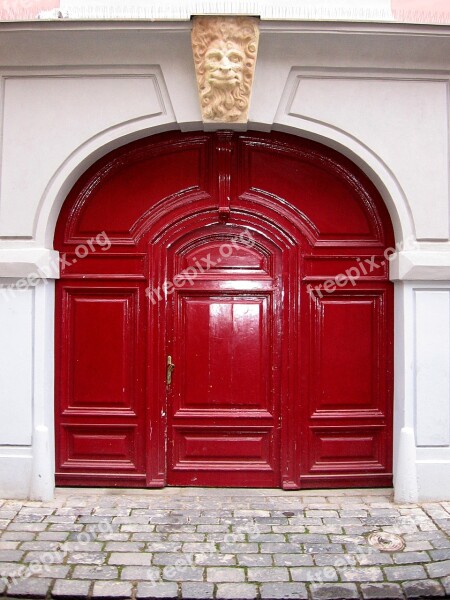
[
  {"left": 192, "top": 16, "right": 259, "bottom": 123},
  {"left": 204, "top": 40, "right": 245, "bottom": 89}
]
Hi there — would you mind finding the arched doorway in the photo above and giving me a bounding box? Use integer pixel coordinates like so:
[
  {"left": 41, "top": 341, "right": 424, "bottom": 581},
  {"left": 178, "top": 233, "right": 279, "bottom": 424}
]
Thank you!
[{"left": 54, "top": 130, "right": 394, "bottom": 489}]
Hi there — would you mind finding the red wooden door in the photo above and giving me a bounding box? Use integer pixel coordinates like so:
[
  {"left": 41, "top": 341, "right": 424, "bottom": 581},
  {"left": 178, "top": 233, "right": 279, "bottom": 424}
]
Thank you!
[
  {"left": 162, "top": 226, "right": 283, "bottom": 486},
  {"left": 54, "top": 131, "right": 394, "bottom": 489}
]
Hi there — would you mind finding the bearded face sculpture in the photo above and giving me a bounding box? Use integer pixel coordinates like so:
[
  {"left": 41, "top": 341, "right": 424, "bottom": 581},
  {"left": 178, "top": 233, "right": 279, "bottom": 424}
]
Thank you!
[{"left": 192, "top": 17, "right": 260, "bottom": 123}]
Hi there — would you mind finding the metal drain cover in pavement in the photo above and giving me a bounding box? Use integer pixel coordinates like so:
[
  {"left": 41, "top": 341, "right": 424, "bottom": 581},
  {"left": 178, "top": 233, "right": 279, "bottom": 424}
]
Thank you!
[{"left": 368, "top": 531, "right": 405, "bottom": 551}]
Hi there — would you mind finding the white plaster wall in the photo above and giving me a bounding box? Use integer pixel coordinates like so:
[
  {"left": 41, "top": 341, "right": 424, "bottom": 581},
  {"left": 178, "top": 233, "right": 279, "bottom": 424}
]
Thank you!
[
  {"left": 0, "top": 70, "right": 177, "bottom": 240},
  {"left": 0, "top": 286, "right": 33, "bottom": 446},
  {"left": 0, "top": 21, "right": 449, "bottom": 500},
  {"left": 0, "top": 281, "right": 55, "bottom": 499},
  {"left": 414, "top": 286, "right": 450, "bottom": 501},
  {"left": 415, "top": 289, "right": 450, "bottom": 448},
  {"left": 393, "top": 283, "right": 450, "bottom": 502},
  {"left": 277, "top": 75, "right": 449, "bottom": 241}
]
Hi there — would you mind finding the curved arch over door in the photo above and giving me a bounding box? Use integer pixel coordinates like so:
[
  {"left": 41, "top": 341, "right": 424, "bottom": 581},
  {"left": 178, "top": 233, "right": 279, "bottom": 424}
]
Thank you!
[{"left": 54, "top": 130, "right": 394, "bottom": 489}]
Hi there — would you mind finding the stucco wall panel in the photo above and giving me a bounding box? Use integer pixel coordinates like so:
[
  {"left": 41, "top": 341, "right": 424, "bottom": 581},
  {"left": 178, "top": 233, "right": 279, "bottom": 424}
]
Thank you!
[
  {"left": 415, "top": 289, "right": 450, "bottom": 447},
  {"left": 0, "top": 71, "right": 173, "bottom": 239},
  {"left": 0, "top": 286, "right": 33, "bottom": 445},
  {"left": 278, "top": 74, "right": 449, "bottom": 241}
]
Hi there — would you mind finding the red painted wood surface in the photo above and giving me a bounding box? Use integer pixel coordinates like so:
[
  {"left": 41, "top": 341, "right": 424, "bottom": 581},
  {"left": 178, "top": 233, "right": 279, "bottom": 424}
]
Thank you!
[{"left": 54, "top": 131, "right": 394, "bottom": 488}]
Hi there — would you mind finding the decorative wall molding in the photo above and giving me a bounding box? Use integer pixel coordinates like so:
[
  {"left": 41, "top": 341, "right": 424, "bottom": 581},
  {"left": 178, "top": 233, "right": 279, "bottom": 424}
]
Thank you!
[
  {"left": 0, "top": 249, "right": 60, "bottom": 278},
  {"left": 391, "top": 250, "right": 450, "bottom": 280},
  {"left": 192, "top": 16, "right": 259, "bottom": 123}
]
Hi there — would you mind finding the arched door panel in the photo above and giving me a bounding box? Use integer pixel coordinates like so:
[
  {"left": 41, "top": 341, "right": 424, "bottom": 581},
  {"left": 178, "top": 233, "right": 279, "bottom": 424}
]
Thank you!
[
  {"left": 161, "top": 226, "right": 284, "bottom": 487},
  {"left": 54, "top": 131, "right": 394, "bottom": 489}
]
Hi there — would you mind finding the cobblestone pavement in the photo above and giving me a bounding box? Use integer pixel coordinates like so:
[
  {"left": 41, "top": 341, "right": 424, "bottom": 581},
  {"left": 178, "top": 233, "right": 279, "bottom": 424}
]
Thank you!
[{"left": 0, "top": 488, "right": 449, "bottom": 599}]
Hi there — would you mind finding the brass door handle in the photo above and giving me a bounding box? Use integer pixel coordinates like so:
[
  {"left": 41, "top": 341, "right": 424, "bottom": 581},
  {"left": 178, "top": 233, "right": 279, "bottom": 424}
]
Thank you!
[{"left": 166, "top": 355, "right": 175, "bottom": 385}]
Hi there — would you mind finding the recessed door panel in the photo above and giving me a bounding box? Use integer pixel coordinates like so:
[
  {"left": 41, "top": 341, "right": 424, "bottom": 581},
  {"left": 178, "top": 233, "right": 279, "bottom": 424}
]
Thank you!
[
  {"left": 62, "top": 288, "right": 138, "bottom": 414},
  {"left": 179, "top": 295, "right": 269, "bottom": 411},
  {"left": 311, "top": 294, "right": 382, "bottom": 413},
  {"left": 172, "top": 428, "right": 273, "bottom": 467},
  {"left": 308, "top": 426, "right": 386, "bottom": 472}
]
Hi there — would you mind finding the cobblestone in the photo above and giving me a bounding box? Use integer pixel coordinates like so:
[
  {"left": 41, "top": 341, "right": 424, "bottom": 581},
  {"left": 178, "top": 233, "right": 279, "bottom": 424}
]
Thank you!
[
  {"left": 1, "top": 531, "right": 35, "bottom": 541},
  {"left": 443, "top": 575, "right": 450, "bottom": 595},
  {"left": 120, "top": 566, "right": 160, "bottom": 580},
  {"left": 215, "top": 583, "right": 258, "bottom": 599},
  {"left": 357, "top": 553, "right": 393, "bottom": 565},
  {"left": 338, "top": 566, "right": 384, "bottom": 582},
  {"left": 136, "top": 582, "right": 178, "bottom": 599},
  {"left": 0, "top": 489, "right": 449, "bottom": 599},
  {"left": 108, "top": 552, "right": 152, "bottom": 566},
  {"left": 384, "top": 564, "right": 427, "bottom": 581},
  {"left": 61, "top": 541, "right": 103, "bottom": 552},
  {"left": 260, "top": 542, "right": 301, "bottom": 553},
  {"left": 194, "top": 553, "right": 236, "bottom": 566},
  {"left": 51, "top": 579, "right": 92, "bottom": 599},
  {"left": 91, "top": 581, "right": 133, "bottom": 599},
  {"left": 33, "top": 565, "right": 71, "bottom": 578},
  {"left": 181, "top": 582, "right": 214, "bottom": 599},
  {"left": 66, "top": 551, "right": 106, "bottom": 565},
  {"left": 206, "top": 567, "right": 245, "bottom": 582},
  {"left": 288, "top": 533, "right": 329, "bottom": 543},
  {"left": 402, "top": 579, "right": 446, "bottom": 598},
  {"left": 426, "top": 558, "right": 450, "bottom": 577},
  {"left": 430, "top": 548, "right": 450, "bottom": 561},
  {"left": 247, "top": 566, "right": 289, "bottom": 581},
  {"left": 72, "top": 565, "right": 119, "bottom": 579},
  {"left": 360, "top": 583, "right": 404, "bottom": 599},
  {"left": 260, "top": 582, "right": 308, "bottom": 599},
  {"left": 392, "top": 550, "right": 430, "bottom": 564},
  {"left": 162, "top": 565, "right": 204, "bottom": 581},
  {"left": 6, "top": 578, "right": 52, "bottom": 597},
  {"left": 309, "top": 583, "right": 359, "bottom": 599},
  {"left": 237, "top": 553, "right": 272, "bottom": 566},
  {"left": 0, "top": 550, "right": 24, "bottom": 561},
  {"left": 24, "top": 550, "right": 64, "bottom": 565},
  {"left": 291, "top": 566, "right": 338, "bottom": 582},
  {"left": 305, "top": 543, "right": 345, "bottom": 554},
  {"left": 220, "top": 542, "right": 258, "bottom": 553},
  {"left": 274, "top": 553, "right": 313, "bottom": 566},
  {"left": 104, "top": 541, "right": 145, "bottom": 551},
  {"left": 20, "top": 541, "right": 60, "bottom": 551},
  {"left": 0, "top": 541, "right": 18, "bottom": 550}
]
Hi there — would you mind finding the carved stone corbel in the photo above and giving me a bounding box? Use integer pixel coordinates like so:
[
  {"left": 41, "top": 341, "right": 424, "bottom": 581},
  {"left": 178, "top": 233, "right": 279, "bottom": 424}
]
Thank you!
[{"left": 191, "top": 16, "right": 260, "bottom": 124}]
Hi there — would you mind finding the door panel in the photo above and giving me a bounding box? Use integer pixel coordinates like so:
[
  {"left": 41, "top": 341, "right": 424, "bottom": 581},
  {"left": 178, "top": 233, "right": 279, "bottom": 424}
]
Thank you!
[
  {"left": 308, "top": 427, "right": 386, "bottom": 472},
  {"left": 301, "top": 286, "right": 392, "bottom": 487},
  {"left": 179, "top": 296, "right": 269, "bottom": 411},
  {"left": 166, "top": 230, "right": 282, "bottom": 487},
  {"left": 66, "top": 292, "right": 136, "bottom": 411},
  {"left": 56, "top": 285, "right": 146, "bottom": 486},
  {"left": 60, "top": 424, "right": 139, "bottom": 470},
  {"left": 173, "top": 428, "right": 274, "bottom": 466},
  {"left": 312, "top": 294, "right": 382, "bottom": 413}
]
